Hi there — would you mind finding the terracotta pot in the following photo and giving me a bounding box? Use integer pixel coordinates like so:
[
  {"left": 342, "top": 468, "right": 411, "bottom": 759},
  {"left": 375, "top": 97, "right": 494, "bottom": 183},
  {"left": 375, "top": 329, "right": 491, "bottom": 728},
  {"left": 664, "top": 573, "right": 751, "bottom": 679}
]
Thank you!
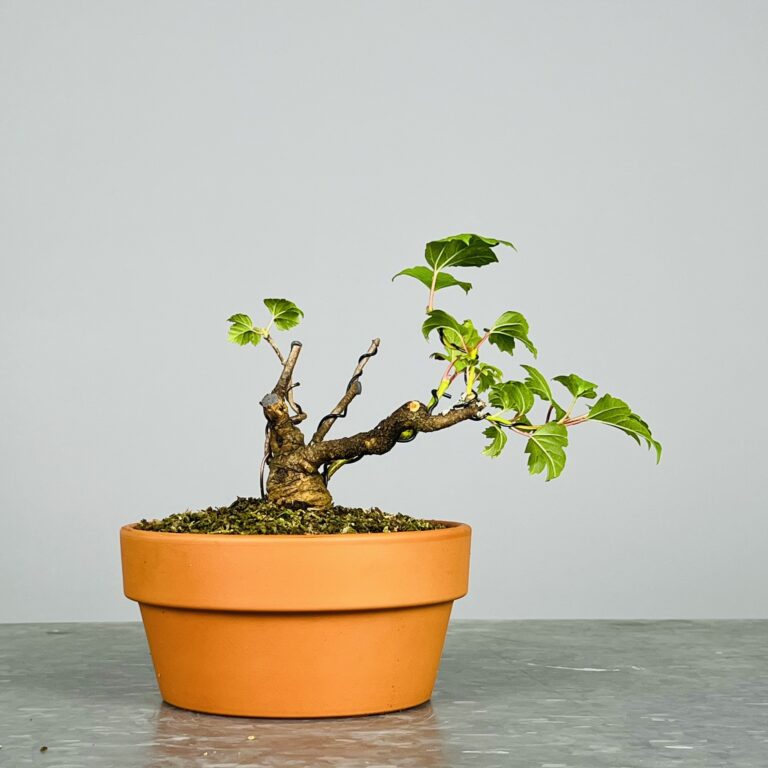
[{"left": 120, "top": 521, "right": 471, "bottom": 718}]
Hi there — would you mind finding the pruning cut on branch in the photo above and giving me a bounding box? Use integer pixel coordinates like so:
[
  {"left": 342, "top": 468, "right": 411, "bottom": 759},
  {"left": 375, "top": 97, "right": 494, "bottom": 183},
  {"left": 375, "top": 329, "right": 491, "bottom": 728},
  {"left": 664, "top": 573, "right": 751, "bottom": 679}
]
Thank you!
[{"left": 228, "top": 234, "right": 661, "bottom": 510}]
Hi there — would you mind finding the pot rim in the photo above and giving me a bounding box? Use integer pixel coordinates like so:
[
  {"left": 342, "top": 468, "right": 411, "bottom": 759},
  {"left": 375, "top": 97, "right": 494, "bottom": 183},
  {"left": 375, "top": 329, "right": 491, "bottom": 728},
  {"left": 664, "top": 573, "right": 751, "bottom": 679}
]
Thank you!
[
  {"left": 120, "top": 519, "right": 470, "bottom": 542},
  {"left": 121, "top": 519, "right": 471, "bottom": 611}
]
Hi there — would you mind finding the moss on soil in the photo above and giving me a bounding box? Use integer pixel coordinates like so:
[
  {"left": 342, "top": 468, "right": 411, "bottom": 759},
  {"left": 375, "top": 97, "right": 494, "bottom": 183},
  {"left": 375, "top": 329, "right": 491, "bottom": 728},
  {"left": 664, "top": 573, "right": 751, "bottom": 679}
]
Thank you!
[{"left": 135, "top": 496, "right": 445, "bottom": 535}]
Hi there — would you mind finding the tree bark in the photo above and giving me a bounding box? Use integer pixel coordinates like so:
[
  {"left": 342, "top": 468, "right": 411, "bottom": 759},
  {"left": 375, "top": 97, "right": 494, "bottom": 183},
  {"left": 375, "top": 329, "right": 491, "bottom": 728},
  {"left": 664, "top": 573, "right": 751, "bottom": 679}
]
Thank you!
[
  {"left": 261, "top": 392, "right": 485, "bottom": 509},
  {"left": 260, "top": 392, "right": 333, "bottom": 509}
]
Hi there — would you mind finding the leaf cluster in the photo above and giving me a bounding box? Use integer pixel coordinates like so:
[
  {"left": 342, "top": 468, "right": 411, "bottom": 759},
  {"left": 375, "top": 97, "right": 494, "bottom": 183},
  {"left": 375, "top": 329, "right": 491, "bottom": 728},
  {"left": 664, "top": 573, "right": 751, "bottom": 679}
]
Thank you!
[
  {"left": 393, "top": 233, "right": 661, "bottom": 482},
  {"left": 394, "top": 233, "right": 515, "bottom": 303},
  {"left": 227, "top": 298, "right": 303, "bottom": 346}
]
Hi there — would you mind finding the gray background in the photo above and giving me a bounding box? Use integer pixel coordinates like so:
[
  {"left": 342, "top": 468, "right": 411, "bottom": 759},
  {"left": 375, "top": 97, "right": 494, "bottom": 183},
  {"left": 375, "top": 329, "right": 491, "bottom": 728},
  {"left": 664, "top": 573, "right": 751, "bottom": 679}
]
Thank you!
[{"left": 1, "top": 1, "right": 766, "bottom": 622}]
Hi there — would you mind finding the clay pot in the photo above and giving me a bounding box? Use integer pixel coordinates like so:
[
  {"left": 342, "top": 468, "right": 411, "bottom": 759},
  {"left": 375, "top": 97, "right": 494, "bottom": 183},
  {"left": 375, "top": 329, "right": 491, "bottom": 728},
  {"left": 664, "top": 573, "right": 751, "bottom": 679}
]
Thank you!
[{"left": 120, "top": 521, "right": 471, "bottom": 718}]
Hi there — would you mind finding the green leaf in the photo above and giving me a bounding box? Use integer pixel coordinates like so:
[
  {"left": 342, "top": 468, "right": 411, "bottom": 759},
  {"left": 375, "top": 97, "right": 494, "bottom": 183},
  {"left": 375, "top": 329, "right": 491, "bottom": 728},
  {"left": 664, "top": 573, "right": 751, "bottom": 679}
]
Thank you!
[
  {"left": 525, "top": 423, "right": 569, "bottom": 480},
  {"left": 521, "top": 365, "right": 566, "bottom": 419},
  {"left": 553, "top": 373, "right": 598, "bottom": 400},
  {"left": 482, "top": 423, "right": 508, "bottom": 457},
  {"left": 588, "top": 394, "right": 662, "bottom": 462},
  {"left": 489, "top": 380, "right": 535, "bottom": 416},
  {"left": 227, "top": 313, "right": 262, "bottom": 346},
  {"left": 425, "top": 233, "right": 515, "bottom": 271},
  {"left": 425, "top": 312, "right": 493, "bottom": 356},
  {"left": 452, "top": 356, "right": 470, "bottom": 373},
  {"left": 422, "top": 309, "right": 466, "bottom": 345},
  {"left": 456, "top": 319, "right": 482, "bottom": 350},
  {"left": 476, "top": 362, "right": 503, "bottom": 393},
  {"left": 392, "top": 266, "right": 472, "bottom": 294},
  {"left": 263, "top": 298, "right": 304, "bottom": 331},
  {"left": 488, "top": 311, "right": 537, "bottom": 357},
  {"left": 521, "top": 364, "right": 553, "bottom": 401}
]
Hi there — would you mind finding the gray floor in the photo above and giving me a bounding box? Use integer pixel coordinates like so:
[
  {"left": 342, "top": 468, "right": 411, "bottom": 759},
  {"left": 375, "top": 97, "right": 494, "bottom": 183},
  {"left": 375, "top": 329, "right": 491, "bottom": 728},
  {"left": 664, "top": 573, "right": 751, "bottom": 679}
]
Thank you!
[{"left": 1, "top": 622, "right": 767, "bottom": 767}]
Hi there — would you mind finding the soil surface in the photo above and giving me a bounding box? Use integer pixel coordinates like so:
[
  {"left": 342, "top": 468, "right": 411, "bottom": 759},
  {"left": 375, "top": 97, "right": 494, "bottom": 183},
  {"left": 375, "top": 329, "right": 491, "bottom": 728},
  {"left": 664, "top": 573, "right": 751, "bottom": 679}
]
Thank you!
[{"left": 135, "top": 496, "right": 445, "bottom": 535}]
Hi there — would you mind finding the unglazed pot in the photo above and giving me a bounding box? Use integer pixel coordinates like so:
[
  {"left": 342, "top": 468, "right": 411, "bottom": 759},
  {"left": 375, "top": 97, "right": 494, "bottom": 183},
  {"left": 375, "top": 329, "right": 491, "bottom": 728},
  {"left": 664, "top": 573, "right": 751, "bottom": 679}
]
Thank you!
[{"left": 120, "top": 521, "right": 471, "bottom": 718}]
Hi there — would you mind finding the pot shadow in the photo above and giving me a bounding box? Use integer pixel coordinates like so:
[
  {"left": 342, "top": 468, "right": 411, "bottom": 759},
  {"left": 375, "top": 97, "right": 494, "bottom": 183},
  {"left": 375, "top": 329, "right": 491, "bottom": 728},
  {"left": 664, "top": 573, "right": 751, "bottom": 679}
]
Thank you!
[{"left": 145, "top": 699, "right": 459, "bottom": 767}]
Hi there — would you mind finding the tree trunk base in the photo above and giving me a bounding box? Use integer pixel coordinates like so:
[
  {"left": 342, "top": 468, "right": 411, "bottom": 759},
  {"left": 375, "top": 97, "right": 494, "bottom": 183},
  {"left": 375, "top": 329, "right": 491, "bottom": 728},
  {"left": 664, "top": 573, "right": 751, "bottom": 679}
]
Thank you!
[{"left": 266, "top": 466, "right": 332, "bottom": 509}]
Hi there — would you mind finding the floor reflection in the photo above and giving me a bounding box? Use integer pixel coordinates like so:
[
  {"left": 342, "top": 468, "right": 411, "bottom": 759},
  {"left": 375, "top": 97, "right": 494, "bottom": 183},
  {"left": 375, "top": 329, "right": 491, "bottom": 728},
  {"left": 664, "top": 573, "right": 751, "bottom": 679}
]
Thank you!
[{"left": 146, "top": 698, "right": 459, "bottom": 767}]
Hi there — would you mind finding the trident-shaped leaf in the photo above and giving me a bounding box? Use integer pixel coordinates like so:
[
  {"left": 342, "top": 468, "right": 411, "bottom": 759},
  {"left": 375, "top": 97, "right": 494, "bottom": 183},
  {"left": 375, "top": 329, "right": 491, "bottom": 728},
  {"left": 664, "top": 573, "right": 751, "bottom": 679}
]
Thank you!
[
  {"left": 525, "top": 423, "right": 569, "bottom": 480},
  {"left": 422, "top": 309, "right": 466, "bottom": 344},
  {"left": 264, "top": 298, "right": 304, "bottom": 331},
  {"left": 489, "top": 380, "right": 535, "bottom": 416},
  {"left": 227, "top": 314, "right": 262, "bottom": 346},
  {"left": 424, "top": 233, "right": 515, "bottom": 271},
  {"left": 482, "top": 423, "right": 508, "bottom": 458},
  {"left": 588, "top": 394, "right": 662, "bottom": 462},
  {"left": 476, "top": 362, "right": 504, "bottom": 392},
  {"left": 393, "top": 266, "right": 472, "bottom": 295},
  {"left": 521, "top": 365, "right": 565, "bottom": 419},
  {"left": 553, "top": 373, "right": 598, "bottom": 400},
  {"left": 488, "top": 311, "right": 537, "bottom": 357}
]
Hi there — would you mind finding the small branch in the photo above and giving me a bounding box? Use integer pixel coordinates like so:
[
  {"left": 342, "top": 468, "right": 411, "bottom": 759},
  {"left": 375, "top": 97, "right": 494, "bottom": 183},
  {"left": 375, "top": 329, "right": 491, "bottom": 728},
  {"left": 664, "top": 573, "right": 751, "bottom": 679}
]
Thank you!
[
  {"left": 485, "top": 413, "right": 533, "bottom": 438},
  {"left": 499, "top": 413, "right": 591, "bottom": 431},
  {"left": 273, "top": 340, "right": 302, "bottom": 398},
  {"left": 352, "top": 338, "right": 381, "bottom": 382},
  {"left": 311, "top": 381, "right": 361, "bottom": 441},
  {"left": 310, "top": 338, "right": 380, "bottom": 444},
  {"left": 304, "top": 398, "right": 486, "bottom": 467},
  {"left": 558, "top": 396, "right": 579, "bottom": 423},
  {"left": 431, "top": 359, "right": 461, "bottom": 404},
  {"left": 263, "top": 333, "right": 285, "bottom": 365},
  {"left": 270, "top": 340, "right": 306, "bottom": 422}
]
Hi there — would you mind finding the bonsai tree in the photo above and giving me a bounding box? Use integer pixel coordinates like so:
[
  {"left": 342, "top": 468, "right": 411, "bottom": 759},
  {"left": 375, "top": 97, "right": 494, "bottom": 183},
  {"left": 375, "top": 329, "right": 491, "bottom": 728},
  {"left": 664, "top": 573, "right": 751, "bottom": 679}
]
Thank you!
[{"left": 227, "top": 234, "right": 660, "bottom": 510}]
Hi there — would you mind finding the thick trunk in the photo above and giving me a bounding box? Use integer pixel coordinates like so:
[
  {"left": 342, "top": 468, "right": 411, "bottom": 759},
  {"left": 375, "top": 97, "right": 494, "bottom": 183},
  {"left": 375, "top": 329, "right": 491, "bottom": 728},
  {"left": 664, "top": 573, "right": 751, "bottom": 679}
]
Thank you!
[
  {"left": 266, "top": 463, "right": 332, "bottom": 508},
  {"left": 259, "top": 339, "right": 486, "bottom": 511},
  {"left": 260, "top": 391, "right": 334, "bottom": 509}
]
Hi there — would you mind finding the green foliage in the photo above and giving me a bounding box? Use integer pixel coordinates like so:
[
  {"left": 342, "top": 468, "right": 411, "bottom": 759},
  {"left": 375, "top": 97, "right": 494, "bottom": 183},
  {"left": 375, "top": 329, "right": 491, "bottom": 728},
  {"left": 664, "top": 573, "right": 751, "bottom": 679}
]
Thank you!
[
  {"left": 423, "top": 309, "right": 535, "bottom": 363},
  {"left": 476, "top": 362, "right": 503, "bottom": 392},
  {"left": 228, "top": 298, "right": 303, "bottom": 348},
  {"left": 520, "top": 364, "right": 554, "bottom": 401},
  {"left": 553, "top": 373, "right": 598, "bottom": 400},
  {"left": 429, "top": 349, "right": 470, "bottom": 372},
  {"left": 452, "top": 318, "right": 482, "bottom": 350},
  {"left": 393, "top": 266, "right": 472, "bottom": 294},
  {"left": 520, "top": 364, "right": 565, "bottom": 420},
  {"left": 422, "top": 309, "right": 466, "bottom": 345},
  {"left": 525, "top": 423, "right": 569, "bottom": 481},
  {"left": 489, "top": 380, "right": 534, "bottom": 416},
  {"left": 422, "top": 311, "right": 484, "bottom": 353},
  {"left": 225, "top": 233, "right": 662, "bottom": 494},
  {"left": 227, "top": 313, "right": 262, "bottom": 346},
  {"left": 488, "top": 311, "right": 537, "bottom": 357},
  {"left": 263, "top": 298, "right": 304, "bottom": 330},
  {"left": 588, "top": 394, "right": 662, "bottom": 462},
  {"left": 394, "top": 234, "right": 512, "bottom": 305},
  {"left": 482, "top": 423, "right": 508, "bottom": 458},
  {"left": 425, "top": 233, "right": 515, "bottom": 271},
  {"left": 398, "top": 234, "right": 659, "bottom": 483}
]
